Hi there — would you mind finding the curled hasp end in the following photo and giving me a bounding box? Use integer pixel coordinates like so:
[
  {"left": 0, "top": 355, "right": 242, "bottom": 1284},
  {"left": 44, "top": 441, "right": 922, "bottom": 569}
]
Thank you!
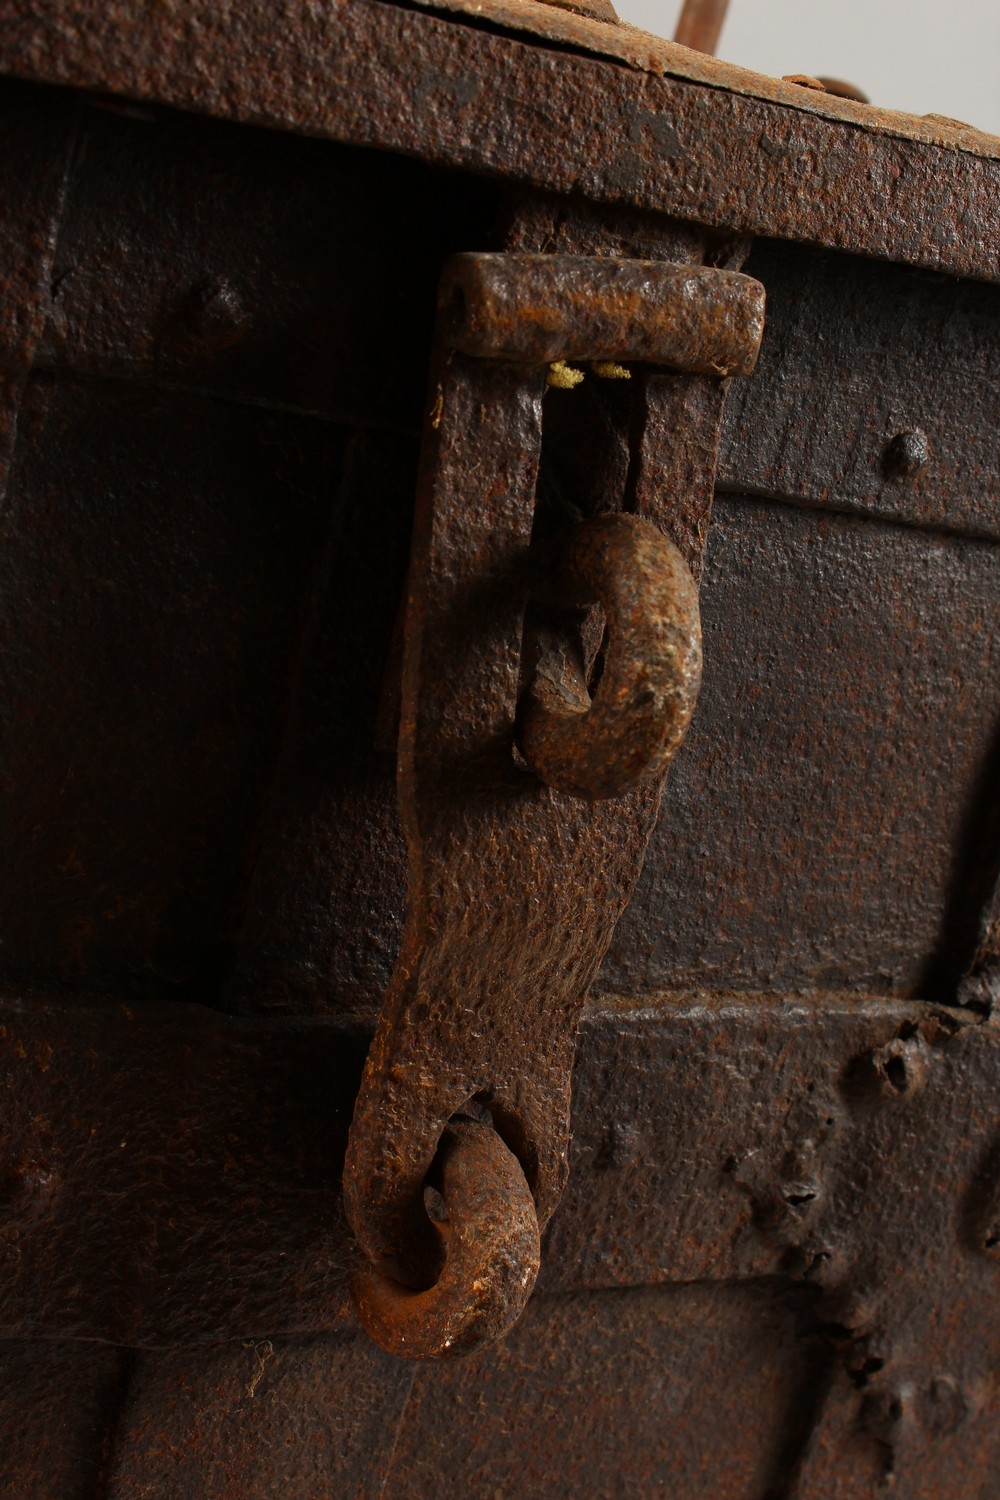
[{"left": 352, "top": 1116, "right": 541, "bottom": 1360}]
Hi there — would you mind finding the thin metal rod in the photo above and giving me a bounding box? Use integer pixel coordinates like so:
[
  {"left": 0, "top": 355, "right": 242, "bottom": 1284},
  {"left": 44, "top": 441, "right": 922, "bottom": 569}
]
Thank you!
[{"left": 674, "top": 0, "right": 730, "bottom": 55}]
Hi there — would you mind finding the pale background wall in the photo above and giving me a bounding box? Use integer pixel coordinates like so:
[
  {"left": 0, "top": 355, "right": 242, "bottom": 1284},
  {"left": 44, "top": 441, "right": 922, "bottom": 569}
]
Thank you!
[{"left": 615, "top": 0, "right": 1000, "bottom": 136}]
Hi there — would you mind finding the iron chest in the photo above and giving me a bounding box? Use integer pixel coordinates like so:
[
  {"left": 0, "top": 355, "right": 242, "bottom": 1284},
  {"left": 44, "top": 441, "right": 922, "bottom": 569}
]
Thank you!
[{"left": 1, "top": 1, "right": 1000, "bottom": 1495}]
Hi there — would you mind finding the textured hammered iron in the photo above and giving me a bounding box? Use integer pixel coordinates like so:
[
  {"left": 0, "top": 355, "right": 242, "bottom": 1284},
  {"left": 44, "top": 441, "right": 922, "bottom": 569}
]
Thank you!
[
  {"left": 519, "top": 513, "right": 703, "bottom": 801},
  {"left": 344, "top": 252, "right": 764, "bottom": 1358}
]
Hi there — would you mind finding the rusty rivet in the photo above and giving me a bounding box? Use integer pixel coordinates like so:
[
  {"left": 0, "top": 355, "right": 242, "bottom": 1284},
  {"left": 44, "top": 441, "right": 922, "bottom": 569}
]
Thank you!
[
  {"left": 957, "top": 962, "right": 1000, "bottom": 1016},
  {"left": 783, "top": 1238, "right": 842, "bottom": 1285},
  {"left": 975, "top": 1174, "right": 1000, "bottom": 1259},
  {"left": 846, "top": 1330, "right": 891, "bottom": 1389},
  {"left": 780, "top": 1177, "right": 821, "bottom": 1211},
  {"left": 868, "top": 1033, "right": 930, "bottom": 1098},
  {"left": 883, "top": 429, "right": 931, "bottom": 480},
  {"left": 188, "top": 277, "right": 248, "bottom": 341},
  {"left": 860, "top": 1383, "right": 912, "bottom": 1444},
  {"left": 596, "top": 1119, "right": 644, "bottom": 1170},
  {"left": 923, "top": 1375, "right": 972, "bottom": 1437},
  {"left": 0, "top": 1158, "right": 56, "bottom": 1212}
]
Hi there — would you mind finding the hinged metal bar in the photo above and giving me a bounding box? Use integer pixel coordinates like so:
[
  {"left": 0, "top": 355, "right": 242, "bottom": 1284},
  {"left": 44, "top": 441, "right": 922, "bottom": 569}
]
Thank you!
[{"left": 343, "top": 247, "right": 764, "bottom": 1358}]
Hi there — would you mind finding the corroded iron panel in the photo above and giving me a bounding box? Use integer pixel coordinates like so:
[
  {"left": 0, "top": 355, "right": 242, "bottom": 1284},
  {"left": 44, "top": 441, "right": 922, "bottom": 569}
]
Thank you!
[
  {"left": 0, "top": 377, "right": 343, "bottom": 995},
  {"left": 719, "top": 239, "right": 1000, "bottom": 540},
  {"left": 2, "top": 2, "right": 1000, "bottom": 280}
]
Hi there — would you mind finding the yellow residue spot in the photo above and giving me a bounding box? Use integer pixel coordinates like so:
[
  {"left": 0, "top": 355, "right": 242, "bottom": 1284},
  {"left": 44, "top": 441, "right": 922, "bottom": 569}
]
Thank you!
[
  {"left": 430, "top": 386, "right": 444, "bottom": 429},
  {"left": 547, "top": 360, "right": 585, "bottom": 389},
  {"left": 591, "top": 361, "right": 631, "bottom": 380}
]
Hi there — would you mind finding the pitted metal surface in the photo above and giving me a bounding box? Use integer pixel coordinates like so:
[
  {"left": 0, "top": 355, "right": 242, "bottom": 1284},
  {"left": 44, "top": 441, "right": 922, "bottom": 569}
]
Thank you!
[
  {"left": 1, "top": 4, "right": 1000, "bottom": 1492},
  {"left": 344, "top": 245, "right": 760, "bottom": 1354},
  {"left": 352, "top": 1115, "right": 541, "bottom": 1360},
  {"left": 519, "top": 514, "right": 702, "bottom": 800}
]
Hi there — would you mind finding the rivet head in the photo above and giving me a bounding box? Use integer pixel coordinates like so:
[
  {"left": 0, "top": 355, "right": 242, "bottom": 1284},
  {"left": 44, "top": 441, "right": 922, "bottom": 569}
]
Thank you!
[
  {"left": 860, "top": 1384, "right": 910, "bottom": 1441},
  {"left": 884, "top": 429, "right": 931, "bottom": 479},
  {"left": 188, "top": 278, "right": 248, "bottom": 343},
  {"left": 923, "top": 1375, "right": 972, "bottom": 1437},
  {"left": 0, "top": 1157, "right": 56, "bottom": 1212},
  {"left": 869, "top": 1036, "right": 929, "bottom": 1097}
]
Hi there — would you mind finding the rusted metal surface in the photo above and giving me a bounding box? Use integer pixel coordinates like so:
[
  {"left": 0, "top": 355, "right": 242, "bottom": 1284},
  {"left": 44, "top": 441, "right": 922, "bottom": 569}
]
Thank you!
[
  {"left": 0, "top": 996, "right": 361, "bottom": 1345},
  {"left": 0, "top": 9, "right": 999, "bottom": 1493},
  {"left": 546, "top": 996, "right": 991, "bottom": 1297},
  {"left": 440, "top": 253, "right": 764, "bottom": 372},
  {"left": 6, "top": 1280, "right": 995, "bottom": 1500},
  {"left": 0, "top": 993, "right": 990, "bottom": 1298},
  {"left": 341, "top": 351, "right": 551, "bottom": 1301},
  {"left": 402, "top": 0, "right": 959, "bottom": 160},
  {"left": 718, "top": 238, "right": 1000, "bottom": 540},
  {"left": 631, "top": 373, "right": 728, "bottom": 583},
  {"left": 1, "top": 992, "right": 1000, "bottom": 1495},
  {"left": 234, "top": 487, "right": 1000, "bottom": 1018},
  {"left": 229, "top": 429, "right": 414, "bottom": 1017},
  {"left": 0, "top": 373, "right": 342, "bottom": 998},
  {"left": 0, "top": 81, "right": 79, "bottom": 505},
  {"left": 354, "top": 1115, "right": 541, "bottom": 1359},
  {"left": 343, "top": 238, "right": 753, "bottom": 1353},
  {"left": 15, "top": 92, "right": 995, "bottom": 547},
  {"left": 390, "top": 0, "right": 996, "bottom": 171},
  {"left": 0, "top": 1341, "right": 130, "bottom": 1500},
  {"left": 674, "top": 0, "right": 730, "bottom": 56},
  {"left": 11, "top": 0, "right": 998, "bottom": 168},
  {"left": 99, "top": 1336, "right": 414, "bottom": 1500},
  {"left": 369, "top": 1282, "right": 825, "bottom": 1499},
  {"left": 537, "top": 0, "right": 618, "bottom": 21},
  {"left": 960, "top": 904, "right": 1000, "bottom": 1014},
  {"left": 0, "top": 1289, "right": 819, "bottom": 1499},
  {"left": 554, "top": 997, "right": 1000, "bottom": 1495},
  {"left": 519, "top": 514, "right": 702, "bottom": 800},
  {"left": 4, "top": 2, "right": 1000, "bottom": 282},
  {"left": 229, "top": 204, "right": 723, "bottom": 1022},
  {"left": 956, "top": 755, "right": 1000, "bottom": 1014},
  {"left": 602, "top": 494, "right": 1000, "bottom": 1003},
  {"left": 27, "top": 89, "right": 497, "bottom": 436},
  {"left": 0, "top": 84, "right": 370, "bottom": 1009}
]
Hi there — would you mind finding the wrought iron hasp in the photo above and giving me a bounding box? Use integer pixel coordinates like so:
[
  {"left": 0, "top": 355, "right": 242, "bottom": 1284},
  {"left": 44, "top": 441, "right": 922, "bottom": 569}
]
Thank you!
[{"left": 344, "top": 251, "right": 765, "bottom": 1357}]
